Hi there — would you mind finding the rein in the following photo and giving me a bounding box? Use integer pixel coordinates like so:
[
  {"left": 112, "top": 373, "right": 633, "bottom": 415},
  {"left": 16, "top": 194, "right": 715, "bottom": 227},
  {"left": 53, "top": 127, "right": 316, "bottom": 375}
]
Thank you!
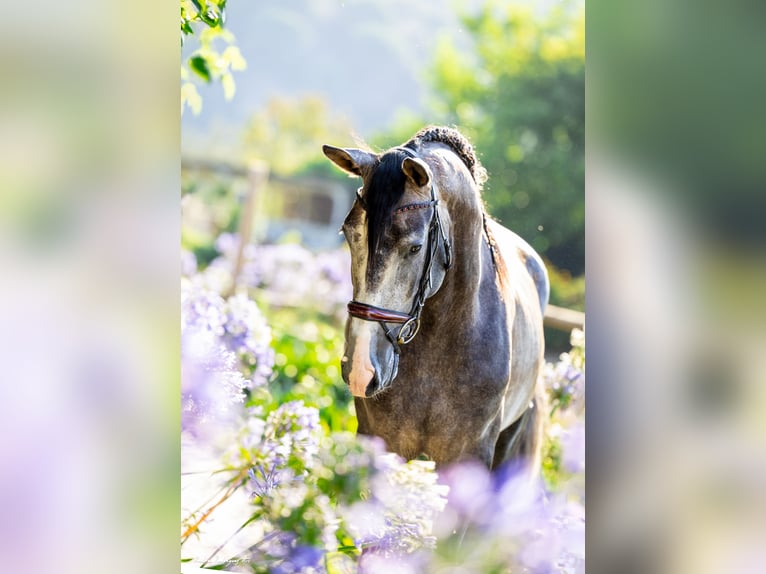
[{"left": 347, "top": 147, "right": 452, "bottom": 354}]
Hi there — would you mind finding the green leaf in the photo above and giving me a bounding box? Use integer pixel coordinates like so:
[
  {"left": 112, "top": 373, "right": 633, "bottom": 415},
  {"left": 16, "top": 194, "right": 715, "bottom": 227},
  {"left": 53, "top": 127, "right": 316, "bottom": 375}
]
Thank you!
[
  {"left": 199, "top": 7, "right": 220, "bottom": 27},
  {"left": 189, "top": 55, "right": 211, "bottom": 82}
]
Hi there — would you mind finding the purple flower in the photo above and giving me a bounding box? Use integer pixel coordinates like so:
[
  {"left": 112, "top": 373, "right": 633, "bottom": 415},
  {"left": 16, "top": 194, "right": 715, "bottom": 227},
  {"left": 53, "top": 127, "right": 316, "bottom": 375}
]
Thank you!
[
  {"left": 181, "top": 249, "right": 197, "bottom": 276},
  {"left": 439, "top": 460, "right": 493, "bottom": 523},
  {"left": 248, "top": 463, "right": 295, "bottom": 499},
  {"left": 252, "top": 533, "right": 325, "bottom": 574},
  {"left": 561, "top": 422, "right": 585, "bottom": 474},
  {"left": 181, "top": 328, "right": 248, "bottom": 437},
  {"left": 182, "top": 278, "right": 274, "bottom": 387},
  {"left": 181, "top": 279, "right": 227, "bottom": 336},
  {"left": 280, "top": 545, "right": 324, "bottom": 572},
  {"left": 207, "top": 233, "right": 353, "bottom": 318},
  {"left": 260, "top": 401, "right": 321, "bottom": 469},
  {"left": 344, "top": 457, "right": 447, "bottom": 557},
  {"left": 222, "top": 293, "right": 274, "bottom": 386},
  {"left": 214, "top": 232, "right": 239, "bottom": 258}
]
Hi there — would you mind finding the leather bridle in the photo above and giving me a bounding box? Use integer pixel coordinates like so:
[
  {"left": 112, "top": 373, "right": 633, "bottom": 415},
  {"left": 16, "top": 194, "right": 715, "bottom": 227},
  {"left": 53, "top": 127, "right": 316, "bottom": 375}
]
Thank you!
[{"left": 346, "top": 147, "right": 453, "bottom": 355}]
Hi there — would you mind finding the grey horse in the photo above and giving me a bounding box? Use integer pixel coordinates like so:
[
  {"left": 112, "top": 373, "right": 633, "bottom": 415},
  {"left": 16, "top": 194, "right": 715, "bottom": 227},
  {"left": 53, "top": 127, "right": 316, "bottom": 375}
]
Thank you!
[{"left": 323, "top": 126, "right": 549, "bottom": 470}]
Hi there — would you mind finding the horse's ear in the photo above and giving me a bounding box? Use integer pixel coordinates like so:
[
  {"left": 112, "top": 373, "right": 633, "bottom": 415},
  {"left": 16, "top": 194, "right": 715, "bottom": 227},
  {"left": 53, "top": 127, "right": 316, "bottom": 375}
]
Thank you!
[
  {"left": 402, "top": 157, "right": 431, "bottom": 188},
  {"left": 322, "top": 145, "right": 376, "bottom": 177}
]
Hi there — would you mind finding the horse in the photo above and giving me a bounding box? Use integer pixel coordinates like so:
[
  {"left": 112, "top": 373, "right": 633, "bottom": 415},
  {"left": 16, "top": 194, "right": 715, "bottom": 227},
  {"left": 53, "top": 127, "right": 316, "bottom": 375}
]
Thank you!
[{"left": 322, "top": 126, "right": 549, "bottom": 470}]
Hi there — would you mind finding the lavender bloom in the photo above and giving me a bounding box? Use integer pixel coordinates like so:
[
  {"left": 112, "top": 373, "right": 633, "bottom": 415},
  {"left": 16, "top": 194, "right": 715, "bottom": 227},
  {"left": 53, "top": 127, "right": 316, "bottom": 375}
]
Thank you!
[
  {"left": 214, "top": 231, "right": 240, "bottom": 259},
  {"left": 551, "top": 499, "right": 586, "bottom": 573},
  {"left": 345, "top": 456, "right": 448, "bottom": 557},
  {"left": 248, "top": 463, "right": 295, "bottom": 499},
  {"left": 438, "top": 460, "right": 494, "bottom": 524},
  {"left": 181, "top": 328, "right": 248, "bottom": 437},
  {"left": 272, "top": 544, "right": 324, "bottom": 574},
  {"left": 315, "top": 248, "right": 353, "bottom": 311},
  {"left": 544, "top": 328, "right": 586, "bottom": 413},
  {"left": 181, "top": 248, "right": 197, "bottom": 277},
  {"left": 260, "top": 401, "right": 321, "bottom": 469},
  {"left": 182, "top": 278, "right": 274, "bottom": 386},
  {"left": 561, "top": 422, "right": 585, "bottom": 474},
  {"left": 250, "top": 532, "right": 325, "bottom": 574},
  {"left": 181, "top": 279, "right": 227, "bottom": 337},
  {"left": 222, "top": 293, "right": 275, "bottom": 386},
  {"left": 180, "top": 279, "right": 272, "bottom": 438},
  {"left": 207, "top": 233, "right": 352, "bottom": 319}
]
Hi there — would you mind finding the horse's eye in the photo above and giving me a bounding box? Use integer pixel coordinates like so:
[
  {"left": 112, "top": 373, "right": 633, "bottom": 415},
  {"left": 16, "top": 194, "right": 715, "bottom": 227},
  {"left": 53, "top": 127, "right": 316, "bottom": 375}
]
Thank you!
[{"left": 410, "top": 244, "right": 422, "bottom": 254}]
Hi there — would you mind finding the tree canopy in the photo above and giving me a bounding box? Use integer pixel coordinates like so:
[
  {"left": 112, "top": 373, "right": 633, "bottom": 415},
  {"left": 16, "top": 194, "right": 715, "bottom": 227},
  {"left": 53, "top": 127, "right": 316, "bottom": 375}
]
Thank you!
[{"left": 431, "top": 2, "right": 584, "bottom": 274}]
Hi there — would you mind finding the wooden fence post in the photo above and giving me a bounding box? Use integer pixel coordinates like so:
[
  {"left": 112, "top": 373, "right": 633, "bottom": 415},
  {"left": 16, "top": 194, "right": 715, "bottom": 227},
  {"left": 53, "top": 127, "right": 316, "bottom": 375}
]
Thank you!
[{"left": 229, "top": 161, "right": 269, "bottom": 296}]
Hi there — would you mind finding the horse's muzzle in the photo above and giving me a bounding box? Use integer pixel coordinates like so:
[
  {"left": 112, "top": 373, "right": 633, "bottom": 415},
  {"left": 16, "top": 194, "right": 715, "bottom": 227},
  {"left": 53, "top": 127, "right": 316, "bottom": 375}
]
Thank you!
[{"left": 341, "top": 347, "right": 399, "bottom": 398}]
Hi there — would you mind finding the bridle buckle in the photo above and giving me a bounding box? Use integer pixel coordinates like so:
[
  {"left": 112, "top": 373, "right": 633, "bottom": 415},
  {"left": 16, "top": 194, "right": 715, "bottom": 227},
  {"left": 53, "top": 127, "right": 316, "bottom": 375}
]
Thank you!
[{"left": 397, "top": 317, "right": 420, "bottom": 345}]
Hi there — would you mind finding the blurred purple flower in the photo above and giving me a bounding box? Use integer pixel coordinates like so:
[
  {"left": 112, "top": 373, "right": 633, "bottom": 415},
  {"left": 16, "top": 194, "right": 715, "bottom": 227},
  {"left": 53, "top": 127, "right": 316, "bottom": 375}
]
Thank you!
[
  {"left": 439, "top": 460, "right": 493, "bottom": 523},
  {"left": 544, "top": 358, "right": 584, "bottom": 412},
  {"left": 248, "top": 463, "right": 295, "bottom": 499},
  {"left": 553, "top": 499, "right": 585, "bottom": 570},
  {"left": 214, "top": 232, "right": 239, "bottom": 258},
  {"left": 207, "top": 233, "right": 352, "bottom": 318},
  {"left": 251, "top": 532, "right": 324, "bottom": 574},
  {"left": 273, "top": 544, "right": 324, "bottom": 573},
  {"left": 345, "top": 457, "right": 447, "bottom": 558},
  {"left": 561, "top": 422, "right": 585, "bottom": 474},
  {"left": 222, "top": 293, "right": 274, "bottom": 386},
  {"left": 181, "top": 328, "right": 248, "bottom": 437},
  {"left": 182, "top": 278, "right": 274, "bottom": 386},
  {"left": 261, "top": 401, "right": 321, "bottom": 469},
  {"left": 181, "top": 279, "right": 227, "bottom": 336},
  {"left": 181, "top": 249, "right": 197, "bottom": 276}
]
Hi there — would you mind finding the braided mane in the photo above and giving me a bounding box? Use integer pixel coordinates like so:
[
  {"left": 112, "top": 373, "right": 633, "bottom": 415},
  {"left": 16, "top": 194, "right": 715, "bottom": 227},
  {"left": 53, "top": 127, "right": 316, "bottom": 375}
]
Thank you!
[{"left": 405, "top": 126, "right": 488, "bottom": 190}]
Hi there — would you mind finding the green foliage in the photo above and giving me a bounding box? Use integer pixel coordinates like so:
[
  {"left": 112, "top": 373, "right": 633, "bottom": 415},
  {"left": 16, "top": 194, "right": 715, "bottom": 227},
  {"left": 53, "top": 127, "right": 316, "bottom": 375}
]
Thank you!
[
  {"left": 241, "top": 96, "right": 356, "bottom": 177},
  {"left": 545, "top": 262, "right": 585, "bottom": 350},
  {"left": 368, "top": 110, "right": 433, "bottom": 151},
  {"left": 547, "top": 262, "right": 585, "bottom": 311},
  {"left": 264, "top": 305, "right": 356, "bottom": 433},
  {"left": 541, "top": 434, "right": 565, "bottom": 489},
  {"left": 181, "top": 0, "right": 247, "bottom": 114},
  {"left": 431, "top": 2, "right": 584, "bottom": 274}
]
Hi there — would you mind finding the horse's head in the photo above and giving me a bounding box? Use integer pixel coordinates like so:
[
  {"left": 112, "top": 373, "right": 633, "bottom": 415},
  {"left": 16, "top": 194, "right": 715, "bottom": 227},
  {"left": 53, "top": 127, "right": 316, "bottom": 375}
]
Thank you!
[{"left": 323, "top": 144, "right": 453, "bottom": 398}]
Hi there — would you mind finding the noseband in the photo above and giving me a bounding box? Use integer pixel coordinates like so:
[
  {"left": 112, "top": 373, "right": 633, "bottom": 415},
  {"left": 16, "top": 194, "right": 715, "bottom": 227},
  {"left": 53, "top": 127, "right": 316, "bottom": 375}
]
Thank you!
[{"left": 346, "top": 147, "right": 453, "bottom": 354}]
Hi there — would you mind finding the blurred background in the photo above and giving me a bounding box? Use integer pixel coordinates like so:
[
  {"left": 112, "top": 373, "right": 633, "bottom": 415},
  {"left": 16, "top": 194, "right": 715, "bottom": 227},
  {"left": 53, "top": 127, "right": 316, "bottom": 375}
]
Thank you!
[{"left": 588, "top": 1, "right": 766, "bottom": 572}]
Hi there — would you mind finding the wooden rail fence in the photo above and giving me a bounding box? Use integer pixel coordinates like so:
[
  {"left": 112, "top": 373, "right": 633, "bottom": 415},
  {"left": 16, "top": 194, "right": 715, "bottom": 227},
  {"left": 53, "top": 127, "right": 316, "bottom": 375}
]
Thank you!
[{"left": 544, "top": 304, "right": 584, "bottom": 332}]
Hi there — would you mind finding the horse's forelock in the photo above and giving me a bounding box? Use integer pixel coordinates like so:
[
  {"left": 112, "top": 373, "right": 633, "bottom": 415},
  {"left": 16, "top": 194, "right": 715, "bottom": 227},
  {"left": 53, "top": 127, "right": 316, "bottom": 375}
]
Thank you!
[{"left": 364, "top": 149, "right": 409, "bottom": 279}]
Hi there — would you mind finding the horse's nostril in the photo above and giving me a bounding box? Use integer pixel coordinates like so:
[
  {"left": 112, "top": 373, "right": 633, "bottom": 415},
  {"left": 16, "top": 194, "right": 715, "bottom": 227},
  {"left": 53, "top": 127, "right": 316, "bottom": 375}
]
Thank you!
[{"left": 365, "top": 375, "right": 378, "bottom": 398}]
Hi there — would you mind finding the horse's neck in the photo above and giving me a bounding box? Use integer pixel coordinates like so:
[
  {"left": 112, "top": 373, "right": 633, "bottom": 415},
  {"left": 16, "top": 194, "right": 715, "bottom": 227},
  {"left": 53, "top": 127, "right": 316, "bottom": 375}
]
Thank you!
[
  {"left": 424, "top": 206, "right": 492, "bottom": 332},
  {"left": 419, "top": 147, "right": 494, "bottom": 333}
]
